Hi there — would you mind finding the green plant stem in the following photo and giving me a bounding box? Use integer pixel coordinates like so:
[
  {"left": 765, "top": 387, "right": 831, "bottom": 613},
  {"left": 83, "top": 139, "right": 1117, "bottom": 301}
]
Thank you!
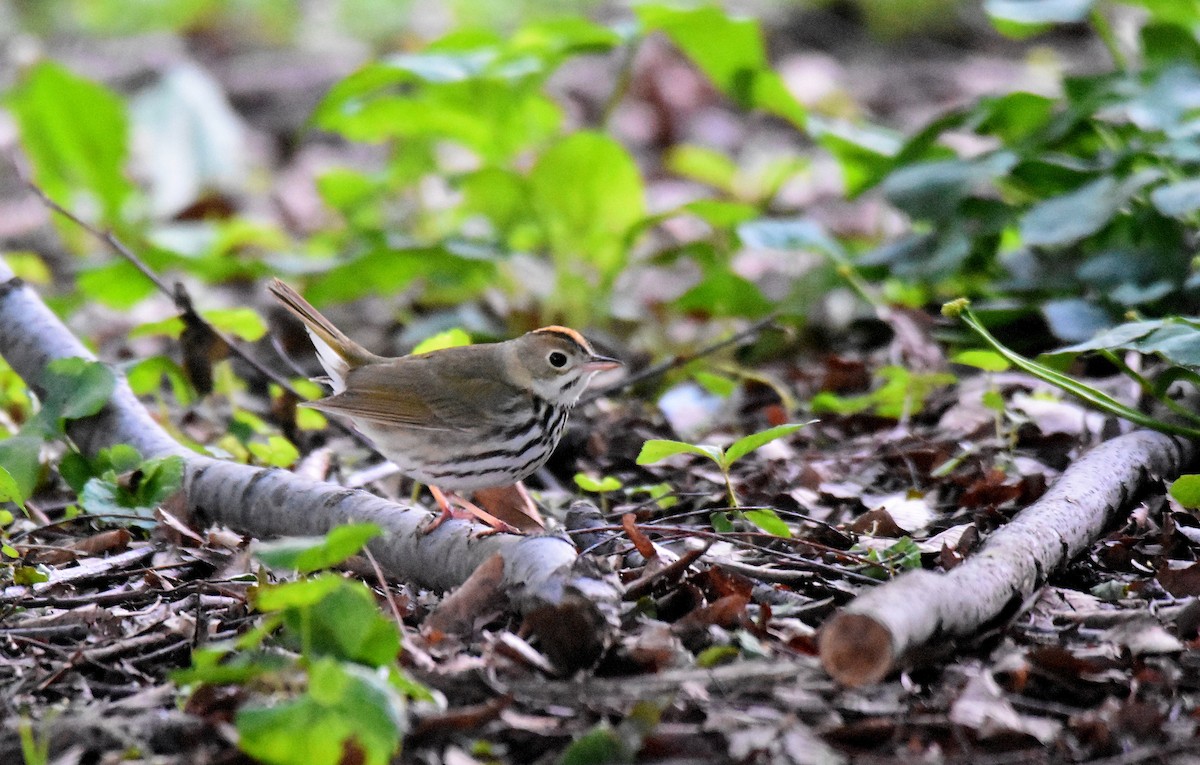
[
  {"left": 1090, "top": 6, "right": 1129, "bottom": 74},
  {"left": 957, "top": 306, "right": 1200, "bottom": 438},
  {"left": 1098, "top": 350, "right": 1200, "bottom": 428}
]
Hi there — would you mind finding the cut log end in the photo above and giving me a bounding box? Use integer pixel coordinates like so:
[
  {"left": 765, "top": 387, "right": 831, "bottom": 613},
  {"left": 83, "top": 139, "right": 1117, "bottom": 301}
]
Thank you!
[{"left": 818, "top": 612, "right": 895, "bottom": 687}]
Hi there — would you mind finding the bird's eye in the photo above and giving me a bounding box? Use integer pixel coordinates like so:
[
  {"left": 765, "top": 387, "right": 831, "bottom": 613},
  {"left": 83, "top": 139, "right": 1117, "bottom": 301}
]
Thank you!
[{"left": 548, "top": 351, "right": 568, "bottom": 368}]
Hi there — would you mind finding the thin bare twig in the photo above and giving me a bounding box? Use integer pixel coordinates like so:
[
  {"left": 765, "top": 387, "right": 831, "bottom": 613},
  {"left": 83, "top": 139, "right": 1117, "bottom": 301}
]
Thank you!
[
  {"left": 582, "top": 313, "right": 781, "bottom": 403},
  {"left": 21, "top": 174, "right": 374, "bottom": 447}
]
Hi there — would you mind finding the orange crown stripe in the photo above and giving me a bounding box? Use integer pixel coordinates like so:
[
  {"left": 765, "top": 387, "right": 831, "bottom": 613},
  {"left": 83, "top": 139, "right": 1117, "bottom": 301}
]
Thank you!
[{"left": 531, "top": 325, "right": 592, "bottom": 351}]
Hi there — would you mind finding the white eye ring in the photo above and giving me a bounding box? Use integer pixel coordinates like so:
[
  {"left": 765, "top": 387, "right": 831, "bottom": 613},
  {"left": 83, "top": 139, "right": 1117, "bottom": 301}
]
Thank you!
[{"left": 548, "top": 351, "right": 568, "bottom": 368}]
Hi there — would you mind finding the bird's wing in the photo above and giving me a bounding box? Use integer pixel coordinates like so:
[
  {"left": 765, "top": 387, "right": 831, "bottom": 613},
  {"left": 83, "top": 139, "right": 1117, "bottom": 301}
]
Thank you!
[{"left": 307, "top": 360, "right": 520, "bottom": 432}]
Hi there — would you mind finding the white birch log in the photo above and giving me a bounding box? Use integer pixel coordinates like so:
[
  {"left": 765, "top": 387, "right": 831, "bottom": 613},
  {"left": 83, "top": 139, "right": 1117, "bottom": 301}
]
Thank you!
[{"left": 819, "top": 429, "right": 1193, "bottom": 685}]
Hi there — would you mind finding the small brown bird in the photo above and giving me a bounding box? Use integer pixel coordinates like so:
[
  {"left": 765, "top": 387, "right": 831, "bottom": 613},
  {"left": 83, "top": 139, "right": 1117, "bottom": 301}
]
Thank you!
[{"left": 269, "top": 279, "right": 621, "bottom": 532}]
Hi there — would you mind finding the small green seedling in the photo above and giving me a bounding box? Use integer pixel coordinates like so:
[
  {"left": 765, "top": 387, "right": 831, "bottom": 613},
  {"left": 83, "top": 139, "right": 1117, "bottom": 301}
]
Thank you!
[
  {"left": 574, "top": 473, "right": 623, "bottom": 513},
  {"left": 636, "top": 422, "right": 812, "bottom": 536}
]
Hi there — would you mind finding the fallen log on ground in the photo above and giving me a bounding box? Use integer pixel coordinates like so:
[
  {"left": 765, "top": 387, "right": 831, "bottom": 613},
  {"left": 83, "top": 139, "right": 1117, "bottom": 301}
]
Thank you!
[
  {"left": 819, "top": 429, "right": 1194, "bottom": 686},
  {"left": 0, "top": 262, "right": 620, "bottom": 671}
]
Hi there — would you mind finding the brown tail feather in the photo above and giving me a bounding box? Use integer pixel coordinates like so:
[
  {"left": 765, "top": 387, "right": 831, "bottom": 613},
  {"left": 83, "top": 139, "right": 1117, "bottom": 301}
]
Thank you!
[{"left": 269, "top": 279, "right": 377, "bottom": 376}]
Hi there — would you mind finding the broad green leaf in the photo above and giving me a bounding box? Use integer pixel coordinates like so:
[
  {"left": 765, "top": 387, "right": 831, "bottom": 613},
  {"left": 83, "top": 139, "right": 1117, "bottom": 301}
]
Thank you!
[
  {"left": 560, "top": 723, "right": 630, "bottom": 765},
  {"left": 8, "top": 61, "right": 134, "bottom": 226},
  {"left": 674, "top": 268, "right": 771, "bottom": 318},
  {"left": 305, "top": 246, "right": 498, "bottom": 307},
  {"left": 1151, "top": 179, "right": 1200, "bottom": 218},
  {"left": 126, "top": 355, "right": 196, "bottom": 404},
  {"left": 254, "top": 573, "right": 345, "bottom": 611},
  {"left": 985, "top": 0, "right": 1095, "bottom": 23},
  {"left": 742, "top": 508, "right": 793, "bottom": 538},
  {"left": 724, "top": 423, "right": 809, "bottom": 466},
  {"left": 810, "top": 116, "right": 904, "bottom": 196},
  {"left": 237, "top": 659, "right": 405, "bottom": 765},
  {"left": 1020, "top": 171, "right": 1159, "bottom": 248},
  {"left": 882, "top": 153, "right": 1016, "bottom": 221},
  {"left": 680, "top": 200, "right": 760, "bottom": 228},
  {"left": 985, "top": 0, "right": 1095, "bottom": 37},
  {"left": 0, "top": 437, "right": 40, "bottom": 506},
  {"left": 952, "top": 350, "right": 1011, "bottom": 372},
  {"left": 530, "top": 132, "right": 646, "bottom": 280},
  {"left": 1170, "top": 475, "right": 1200, "bottom": 508},
  {"left": 666, "top": 145, "right": 738, "bottom": 193},
  {"left": 255, "top": 524, "right": 384, "bottom": 574},
  {"left": 274, "top": 579, "right": 401, "bottom": 666},
  {"left": 693, "top": 371, "right": 738, "bottom": 398},
  {"left": 710, "top": 511, "right": 735, "bottom": 533},
  {"left": 38, "top": 358, "right": 116, "bottom": 432},
  {"left": 1042, "top": 298, "right": 1112, "bottom": 343},
  {"left": 0, "top": 465, "right": 26, "bottom": 510},
  {"left": 205, "top": 308, "right": 268, "bottom": 343},
  {"left": 695, "top": 645, "right": 741, "bottom": 668},
  {"left": 77, "top": 261, "right": 157, "bottom": 310},
  {"left": 737, "top": 217, "right": 847, "bottom": 257},
  {"left": 636, "top": 439, "right": 723, "bottom": 466},
  {"left": 636, "top": 5, "right": 805, "bottom": 128},
  {"left": 574, "top": 473, "right": 623, "bottom": 493},
  {"left": 248, "top": 435, "right": 300, "bottom": 468},
  {"left": 411, "top": 329, "right": 471, "bottom": 355}
]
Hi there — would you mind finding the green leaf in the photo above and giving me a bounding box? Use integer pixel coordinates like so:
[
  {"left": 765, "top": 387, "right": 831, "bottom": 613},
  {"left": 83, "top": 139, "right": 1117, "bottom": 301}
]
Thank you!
[
  {"left": 724, "top": 423, "right": 808, "bottom": 467},
  {"left": 695, "top": 645, "right": 741, "bottom": 668},
  {"left": 38, "top": 358, "right": 116, "bottom": 431},
  {"left": 529, "top": 132, "right": 646, "bottom": 280},
  {"left": 636, "top": 439, "right": 723, "bottom": 467},
  {"left": 573, "top": 473, "right": 623, "bottom": 493},
  {"left": 742, "top": 508, "right": 793, "bottom": 538},
  {"left": 710, "top": 511, "right": 735, "bottom": 533},
  {"left": 560, "top": 723, "right": 630, "bottom": 765},
  {"left": 411, "top": 328, "right": 471, "bottom": 355},
  {"left": 125, "top": 355, "right": 196, "bottom": 404},
  {"left": 882, "top": 153, "right": 1016, "bottom": 221},
  {"left": 136, "top": 455, "right": 185, "bottom": 507},
  {"left": 1020, "top": 171, "right": 1159, "bottom": 248},
  {"left": 247, "top": 435, "right": 300, "bottom": 468},
  {"left": 237, "top": 659, "right": 406, "bottom": 765},
  {"left": 8, "top": 61, "right": 134, "bottom": 226},
  {"left": 0, "top": 437, "right": 40, "bottom": 506},
  {"left": 0, "top": 465, "right": 26, "bottom": 510},
  {"left": 254, "top": 574, "right": 345, "bottom": 611},
  {"left": 1170, "top": 475, "right": 1200, "bottom": 508},
  {"left": 637, "top": 5, "right": 805, "bottom": 129},
  {"left": 674, "top": 268, "right": 771, "bottom": 318},
  {"left": 204, "top": 308, "right": 268, "bottom": 342},
  {"left": 680, "top": 200, "right": 760, "bottom": 228},
  {"left": 985, "top": 0, "right": 1095, "bottom": 25},
  {"left": 271, "top": 578, "right": 401, "bottom": 666},
  {"left": 665, "top": 145, "right": 738, "bottom": 193},
  {"left": 693, "top": 371, "right": 738, "bottom": 398},
  {"left": 255, "top": 524, "right": 384, "bottom": 574},
  {"left": 305, "top": 246, "right": 497, "bottom": 307},
  {"left": 1150, "top": 179, "right": 1200, "bottom": 218},
  {"left": 77, "top": 261, "right": 157, "bottom": 309},
  {"left": 952, "top": 350, "right": 1011, "bottom": 372}
]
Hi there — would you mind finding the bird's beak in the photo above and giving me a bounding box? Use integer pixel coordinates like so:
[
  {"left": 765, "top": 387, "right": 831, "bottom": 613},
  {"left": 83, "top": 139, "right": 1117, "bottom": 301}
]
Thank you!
[{"left": 584, "top": 354, "right": 622, "bottom": 372}]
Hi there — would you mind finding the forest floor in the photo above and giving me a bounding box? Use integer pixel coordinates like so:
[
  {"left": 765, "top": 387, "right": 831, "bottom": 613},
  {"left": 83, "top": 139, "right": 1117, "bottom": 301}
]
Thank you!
[{"left": 1, "top": 5, "right": 1198, "bottom": 764}]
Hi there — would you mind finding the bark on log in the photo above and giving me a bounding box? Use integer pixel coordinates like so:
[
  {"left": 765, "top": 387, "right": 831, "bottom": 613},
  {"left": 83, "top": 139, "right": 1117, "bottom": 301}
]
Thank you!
[
  {"left": 819, "top": 430, "right": 1194, "bottom": 686},
  {"left": 0, "top": 265, "right": 620, "bottom": 671}
]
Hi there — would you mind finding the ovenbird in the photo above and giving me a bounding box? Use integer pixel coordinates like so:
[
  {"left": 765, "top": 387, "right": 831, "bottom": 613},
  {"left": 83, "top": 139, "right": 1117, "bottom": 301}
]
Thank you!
[{"left": 269, "top": 279, "right": 620, "bottom": 531}]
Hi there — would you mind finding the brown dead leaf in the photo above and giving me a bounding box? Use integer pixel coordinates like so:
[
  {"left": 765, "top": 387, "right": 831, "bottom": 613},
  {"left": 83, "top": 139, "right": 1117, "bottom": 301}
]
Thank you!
[
  {"left": 673, "top": 593, "right": 750, "bottom": 634},
  {"left": 425, "top": 552, "right": 507, "bottom": 637},
  {"left": 1157, "top": 561, "right": 1200, "bottom": 597},
  {"left": 847, "top": 507, "right": 905, "bottom": 537},
  {"left": 623, "top": 512, "right": 657, "bottom": 560},
  {"left": 474, "top": 483, "right": 545, "bottom": 532}
]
